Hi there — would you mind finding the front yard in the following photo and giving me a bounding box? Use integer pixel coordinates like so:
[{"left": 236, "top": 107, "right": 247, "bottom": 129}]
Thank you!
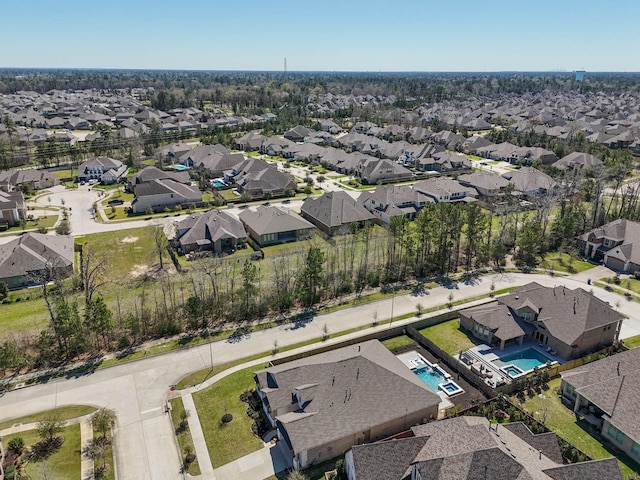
[
  {"left": 192, "top": 363, "right": 269, "bottom": 468},
  {"left": 538, "top": 252, "right": 594, "bottom": 274},
  {"left": 419, "top": 319, "right": 480, "bottom": 355},
  {"left": 515, "top": 377, "right": 639, "bottom": 478}
]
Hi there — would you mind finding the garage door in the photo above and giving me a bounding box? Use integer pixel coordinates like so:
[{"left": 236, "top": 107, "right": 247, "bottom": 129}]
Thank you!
[{"left": 606, "top": 257, "right": 626, "bottom": 271}]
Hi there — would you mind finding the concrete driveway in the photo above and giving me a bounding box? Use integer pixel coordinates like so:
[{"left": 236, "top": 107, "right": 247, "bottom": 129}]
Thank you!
[{"left": 213, "top": 439, "right": 292, "bottom": 480}]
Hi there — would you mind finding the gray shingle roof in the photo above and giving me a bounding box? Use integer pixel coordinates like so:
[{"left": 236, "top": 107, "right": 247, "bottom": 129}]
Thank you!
[
  {"left": 255, "top": 340, "right": 440, "bottom": 455},
  {"left": 239, "top": 206, "right": 314, "bottom": 235},
  {"left": 300, "top": 191, "right": 374, "bottom": 230},
  {"left": 561, "top": 347, "right": 640, "bottom": 443},
  {"left": 177, "top": 210, "right": 246, "bottom": 248},
  {"left": 349, "top": 416, "right": 622, "bottom": 480},
  {"left": 0, "top": 233, "right": 73, "bottom": 280}
]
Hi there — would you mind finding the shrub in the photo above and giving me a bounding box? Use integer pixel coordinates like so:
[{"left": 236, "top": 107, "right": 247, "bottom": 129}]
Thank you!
[
  {"left": 221, "top": 413, "right": 233, "bottom": 424},
  {"left": 8, "top": 437, "right": 25, "bottom": 454}
]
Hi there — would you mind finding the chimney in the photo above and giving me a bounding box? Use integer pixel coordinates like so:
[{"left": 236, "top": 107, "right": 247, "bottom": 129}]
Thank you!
[
  {"left": 573, "top": 298, "right": 577, "bottom": 314},
  {"left": 356, "top": 368, "right": 360, "bottom": 380},
  {"left": 617, "top": 362, "right": 620, "bottom": 376},
  {"left": 539, "top": 450, "right": 542, "bottom": 460},
  {"left": 332, "top": 375, "right": 335, "bottom": 386},
  {"left": 563, "top": 285, "right": 566, "bottom": 295}
]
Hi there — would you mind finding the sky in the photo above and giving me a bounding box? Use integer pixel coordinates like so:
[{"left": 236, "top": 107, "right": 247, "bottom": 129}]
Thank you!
[{"left": 1, "top": 0, "right": 639, "bottom": 72}]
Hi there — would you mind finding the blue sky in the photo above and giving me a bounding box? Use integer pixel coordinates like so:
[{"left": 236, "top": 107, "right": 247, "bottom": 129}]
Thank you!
[{"left": 1, "top": 0, "right": 638, "bottom": 71}]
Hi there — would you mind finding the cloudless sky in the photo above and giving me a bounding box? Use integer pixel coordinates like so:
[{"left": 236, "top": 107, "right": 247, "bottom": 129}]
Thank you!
[{"left": 1, "top": 0, "right": 638, "bottom": 71}]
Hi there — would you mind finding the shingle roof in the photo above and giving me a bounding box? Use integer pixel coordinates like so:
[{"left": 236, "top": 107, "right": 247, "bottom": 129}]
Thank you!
[
  {"left": 133, "top": 178, "right": 201, "bottom": 201},
  {"left": 255, "top": 340, "right": 440, "bottom": 455},
  {"left": 239, "top": 205, "right": 314, "bottom": 235},
  {"left": 300, "top": 191, "right": 374, "bottom": 230},
  {"left": 458, "top": 172, "right": 510, "bottom": 191},
  {"left": 501, "top": 167, "right": 557, "bottom": 194},
  {"left": 460, "top": 302, "right": 532, "bottom": 341},
  {"left": 0, "top": 233, "right": 74, "bottom": 280},
  {"left": 128, "top": 166, "right": 191, "bottom": 187},
  {"left": 349, "top": 416, "right": 622, "bottom": 480},
  {"left": 561, "top": 347, "right": 640, "bottom": 443},
  {"left": 553, "top": 152, "right": 604, "bottom": 171},
  {"left": 177, "top": 210, "right": 246, "bottom": 248}
]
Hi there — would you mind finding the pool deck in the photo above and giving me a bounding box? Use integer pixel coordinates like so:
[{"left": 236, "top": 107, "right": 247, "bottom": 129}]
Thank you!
[{"left": 396, "top": 351, "right": 455, "bottom": 414}]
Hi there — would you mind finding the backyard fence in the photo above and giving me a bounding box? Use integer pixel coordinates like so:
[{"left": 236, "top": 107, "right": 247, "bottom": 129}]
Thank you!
[{"left": 406, "top": 325, "right": 496, "bottom": 398}]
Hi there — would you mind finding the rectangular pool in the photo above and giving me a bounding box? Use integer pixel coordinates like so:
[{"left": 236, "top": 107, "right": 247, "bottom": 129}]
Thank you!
[
  {"left": 409, "top": 354, "right": 464, "bottom": 397},
  {"left": 414, "top": 365, "right": 448, "bottom": 392},
  {"left": 493, "top": 348, "right": 554, "bottom": 374}
]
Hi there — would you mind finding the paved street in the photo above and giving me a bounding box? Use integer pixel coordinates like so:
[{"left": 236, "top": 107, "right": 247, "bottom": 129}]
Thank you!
[{"left": 0, "top": 272, "right": 638, "bottom": 479}]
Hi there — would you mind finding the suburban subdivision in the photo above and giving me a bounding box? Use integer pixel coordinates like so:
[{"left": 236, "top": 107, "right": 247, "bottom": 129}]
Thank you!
[{"left": 2, "top": 36, "right": 640, "bottom": 480}]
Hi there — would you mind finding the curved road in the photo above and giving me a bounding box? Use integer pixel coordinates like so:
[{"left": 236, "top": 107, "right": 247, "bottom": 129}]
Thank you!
[{"left": 1, "top": 272, "right": 638, "bottom": 479}]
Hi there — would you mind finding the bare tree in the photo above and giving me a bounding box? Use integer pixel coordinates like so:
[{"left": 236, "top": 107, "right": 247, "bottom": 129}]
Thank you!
[{"left": 153, "top": 225, "right": 168, "bottom": 269}]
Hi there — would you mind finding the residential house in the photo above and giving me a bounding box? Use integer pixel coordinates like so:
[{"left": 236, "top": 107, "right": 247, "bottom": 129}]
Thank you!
[
  {"left": 284, "top": 125, "right": 315, "bottom": 143},
  {"left": 355, "top": 158, "right": 413, "bottom": 185},
  {"left": 131, "top": 179, "right": 202, "bottom": 213},
  {"left": 577, "top": 219, "right": 640, "bottom": 273},
  {"left": 175, "top": 210, "right": 247, "bottom": 254},
  {"left": 501, "top": 167, "right": 558, "bottom": 198},
  {"left": 300, "top": 191, "right": 375, "bottom": 235},
  {"left": 159, "top": 142, "right": 192, "bottom": 162},
  {"left": 553, "top": 151, "right": 604, "bottom": 172},
  {"left": 127, "top": 166, "right": 191, "bottom": 192},
  {"left": 0, "top": 233, "right": 74, "bottom": 289},
  {"left": 416, "top": 151, "right": 472, "bottom": 174},
  {"left": 178, "top": 144, "right": 230, "bottom": 168},
  {"left": 560, "top": 347, "right": 640, "bottom": 463},
  {"left": 260, "top": 136, "right": 297, "bottom": 158},
  {"left": 458, "top": 171, "right": 510, "bottom": 199},
  {"left": 345, "top": 415, "right": 622, "bottom": 480},
  {"left": 77, "top": 156, "right": 127, "bottom": 184},
  {"left": 239, "top": 205, "right": 314, "bottom": 247},
  {"left": 232, "top": 132, "right": 267, "bottom": 151},
  {"left": 318, "top": 119, "right": 342, "bottom": 134},
  {"left": 231, "top": 158, "right": 297, "bottom": 199},
  {"left": 431, "top": 130, "right": 466, "bottom": 149},
  {"left": 413, "top": 177, "right": 476, "bottom": 203},
  {"left": 254, "top": 340, "right": 440, "bottom": 470},
  {"left": 359, "top": 184, "right": 432, "bottom": 223},
  {"left": 459, "top": 282, "right": 623, "bottom": 357},
  {"left": 0, "top": 169, "right": 58, "bottom": 192},
  {"left": 461, "top": 134, "right": 494, "bottom": 154},
  {"left": 0, "top": 190, "right": 27, "bottom": 227}
]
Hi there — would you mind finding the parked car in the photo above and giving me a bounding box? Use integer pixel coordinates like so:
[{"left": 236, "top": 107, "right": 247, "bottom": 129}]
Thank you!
[{"left": 108, "top": 199, "right": 124, "bottom": 206}]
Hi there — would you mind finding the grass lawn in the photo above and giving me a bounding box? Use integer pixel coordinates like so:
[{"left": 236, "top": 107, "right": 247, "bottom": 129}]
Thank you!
[
  {"left": 381, "top": 335, "right": 415, "bottom": 351},
  {"left": 2, "top": 424, "right": 81, "bottom": 480},
  {"left": 0, "top": 405, "right": 96, "bottom": 431},
  {"left": 169, "top": 397, "right": 201, "bottom": 476},
  {"left": 219, "top": 189, "right": 240, "bottom": 201},
  {"left": 514, "top": 378, "right": 639, "bottom": 477},
  {"left": 419, "top": 319, "right": 480, "bottom": 355},
  {"left": 0, "top": 295, "right": 51, "bottom": 340},
  {"left": 93, "top": 429, "right": 115, "bottom": 480},
  {"left": 623, "top": 335, "right": 640, "bottom": 349},
  {"left": 51, "top": 169, "right": 75, "bottom": 180},
  {"left": 538, "top": 252, "right": 594, "bottom": 274},
  {"left": 0, "top": 214, "right": 58, "bottom": 234},
  {"left": 192, "top": 364, "right": 269, "bottom": 468}
]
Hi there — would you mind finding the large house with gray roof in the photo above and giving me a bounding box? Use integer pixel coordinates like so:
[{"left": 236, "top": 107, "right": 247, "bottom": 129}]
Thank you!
[
  {"left": 126, "top": 166, "right": 191, "bottom": 192},
  {"left": 501, "top": 167, "right": 558, "bottom": 198},
  {"left": 239, "top": 205, "right": 314, "bottom": 247},
  {"left": 175, "top": 210, "right": 246, "bottom": 254},
  {"left": 577, "top": 219, "right": 640, "bottom": 273},
  {"left": 413, "top": 177, "right": 476, "bottom": 203},
  {"left": 560, "top": 347, "right": 640, "bottom": 463},
  {"left": 358, "top": 184, "right": 432, "bottom": 223},
  {"left": 254, "top": 340, "right": 440, "bottom": 470},
  {"left": 345, "top": 415, "right": 622, "bottom": 480},
  {"left": 77, "top": 156, "right": 127, "bottom": 184},
  {"left": 0, "top": 233, "right": 74, "bottom": 288},
  {"left": 460, "top": 283, "right": 623, "bottom": 358},
  {"left": 458, "top": 171, "right": 510, "bottom": 199},
  {"left": 553, "top": 151, "right": 604, "bottom": 173},
  {"left": 131, "top": 178, "right": 202, "bottom": 214},
  {"left": 300, "top": 191, "right": 375, "bottom": 235},
  {"left": 0, "top": 169, "right": 58, "bottom": 192}
]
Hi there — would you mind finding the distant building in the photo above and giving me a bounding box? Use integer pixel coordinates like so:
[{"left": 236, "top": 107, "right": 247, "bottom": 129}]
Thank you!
[{"left": 575, "top": 70, "right": 586, "bottom": 82}]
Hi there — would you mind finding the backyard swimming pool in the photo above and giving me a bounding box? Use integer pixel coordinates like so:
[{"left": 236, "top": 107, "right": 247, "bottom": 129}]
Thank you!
[
  {"left": 409, "top": 354, "right": 464, "bottom": 397},
  {"left": 493, "top": 348, "right": 554, "bottom": 376}
]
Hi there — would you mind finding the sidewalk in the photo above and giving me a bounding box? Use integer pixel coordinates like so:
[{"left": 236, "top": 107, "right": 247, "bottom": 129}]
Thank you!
[{"left": 182, "top": 393, "right": 215, "bottom": 479}]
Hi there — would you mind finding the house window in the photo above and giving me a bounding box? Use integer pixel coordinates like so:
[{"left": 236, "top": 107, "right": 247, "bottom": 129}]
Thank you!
[
  {"left": 520, "top": 312, "right": 532, "bottom": 321},
  {"left": 607, "top": 424, "right": 625, "bottom": 443},
  {"left": 632, "top": 441, "right": 640, "bottom": 458}
]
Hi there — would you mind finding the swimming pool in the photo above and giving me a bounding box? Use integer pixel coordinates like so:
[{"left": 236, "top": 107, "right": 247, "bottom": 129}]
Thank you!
[
  {"left": 493, "top": 348, "right": 554, "bottom": 374},
  {"left": 211, "top": 180, "right": 225, "bottom": 188},
  {"left": 414, "top": 365, "right": 448, "bottom": 392},
  {"left": 409, "top": 355, "right": 464, "bottom": 397}
]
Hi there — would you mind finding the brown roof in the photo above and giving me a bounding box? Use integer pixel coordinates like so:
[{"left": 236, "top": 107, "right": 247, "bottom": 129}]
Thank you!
[
  {"left": 301, "top": 191, "right": 374, "bottom": 230},
  {"left": 239, "top": 205, "right": 314, "bottom": 235}
]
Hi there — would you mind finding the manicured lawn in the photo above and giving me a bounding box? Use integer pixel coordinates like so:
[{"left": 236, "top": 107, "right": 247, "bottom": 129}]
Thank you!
[
  {"left": 515, "top": 378, "right": 638, "bottom": 477},
  {"left": 0, "top": 405, "right": 96, "bottom": 430},
  {"left": 51, "top": 169, "right": 75, "bottom": 180},
  {"left": 0, "top": 295, "right": 51, "bottom": 340},
  {"left": 169, "top": 396, "right": 201, "bottom": 476},
  {"left": 382, "top": 335, "right": 415, "bottom": 351},
  {"left": 219, "top": 189, "right": 240, "bottom": 201},
  {"left": 623, "top": 335, "right": 640, "bottom": 349},
  {"left": 1, "top": 424, "right": 82, "bottom": 480},
  {"left": 538, "top": 252, "right": 594, "bottom": 274},
  {"left": 93, "top": 429, "right": 115, "bottom": 480},
  {"left": 192, "top": 364, "right": 269, "bottom": 468},
  {"left": 419, "top": 319, "right": 480, "bottom": 355},
  {"left": 0, "top": 214, "right": 58, "bottom": 234}
]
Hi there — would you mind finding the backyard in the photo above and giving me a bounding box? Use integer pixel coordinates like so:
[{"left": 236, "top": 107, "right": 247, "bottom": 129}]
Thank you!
[
  {"left": 515, "top": 377, "right": 639, "bottom": 478},
  {"left": 419, "top": 319, "right": 479, "bottom": 355}
]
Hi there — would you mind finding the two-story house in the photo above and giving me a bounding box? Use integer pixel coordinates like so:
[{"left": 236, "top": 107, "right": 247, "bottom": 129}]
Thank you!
[{"left": 577, "top": 219, "right": 640, "bottom": 273}]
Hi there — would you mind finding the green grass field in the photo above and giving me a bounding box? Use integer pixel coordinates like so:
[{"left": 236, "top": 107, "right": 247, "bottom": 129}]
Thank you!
[
  {"left": 419, "top": 319, "right": 480, "bottom": 355},
  {"left": 169, "top": 397, "right": 201, "bottom": 475},
  {"left": 515, "top": 378, "right": 638, "bottom": 477},
  {"left": 381, "top": 335, "right": 415, "bottom": 351},
  {"left": 538, "top": 252, "right": 594, "bottom": 274},
  {"left": 623, "top": 335, "right": 640, "bottom": 349},
  {"left": 1, "top": 424, "right": 82, "bottom": 480},
  {"left": 0, "top": 405, "right": 96, "bottom": 431},
  {"left": 192, "top": 364, "right": 269, "bottom": 468}
]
